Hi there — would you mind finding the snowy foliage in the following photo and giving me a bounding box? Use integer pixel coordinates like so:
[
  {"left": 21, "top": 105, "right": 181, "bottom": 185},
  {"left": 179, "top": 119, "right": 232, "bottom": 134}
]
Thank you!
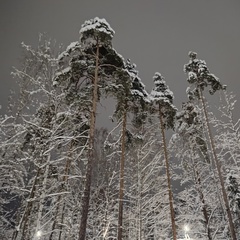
[
  {"left": 54, "top": 18, "right": 125, "bottom": 105},
  {"left": 150, "top": 72, "right": 174, "bottom": 103},
  {"left": 175, "top": 101, "right": 209, "bottom": 163},
  {"left": 80, "top": 17, "right": 115, "bottom": 49},
  {"left": 105, "top": 58, "right": 150, "bottom": 129},
  {"left": 184, "top": 51, "right": 227, "bottom": 98},
  {"left": 226, "top": 170, "right": 240, "bottom": 213},
  {"left": 125, "top": 59, "right": 149, "bottom": 101},
  {"left": 57, "top": 41, "right": 80, "bottom": 61},
  {"left": 150, "top": 72, "right": 177, "bottom": 129},
  {"left": 226, "top": 169, "right": 240, "bottom": 236}
]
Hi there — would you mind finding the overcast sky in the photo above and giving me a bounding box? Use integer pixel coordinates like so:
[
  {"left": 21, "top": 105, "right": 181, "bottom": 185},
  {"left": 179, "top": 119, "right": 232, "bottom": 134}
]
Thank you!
[{"left": 1, "top": 0, "right": 240, "bottom": 117}]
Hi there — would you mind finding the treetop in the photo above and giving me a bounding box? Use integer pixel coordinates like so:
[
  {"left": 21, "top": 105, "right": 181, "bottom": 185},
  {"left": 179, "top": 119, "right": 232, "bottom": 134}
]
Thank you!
[
  {"left": 80, "top": 17, "right": 115, "bottom": 48},
  {"left": 184, "top": 51, "right": 226, "bottom": 97}
]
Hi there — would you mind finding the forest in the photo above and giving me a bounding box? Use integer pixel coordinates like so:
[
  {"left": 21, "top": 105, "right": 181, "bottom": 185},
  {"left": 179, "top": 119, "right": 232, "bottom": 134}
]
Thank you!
[{"left": 0, "top": 17, "right": 240, "bottom": 240}]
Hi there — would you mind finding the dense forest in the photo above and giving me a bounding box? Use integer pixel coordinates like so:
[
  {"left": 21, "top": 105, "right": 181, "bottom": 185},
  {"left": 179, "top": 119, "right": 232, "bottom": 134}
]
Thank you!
[{"left": 0, "top": 17, "right": 240, "bottom": 240}]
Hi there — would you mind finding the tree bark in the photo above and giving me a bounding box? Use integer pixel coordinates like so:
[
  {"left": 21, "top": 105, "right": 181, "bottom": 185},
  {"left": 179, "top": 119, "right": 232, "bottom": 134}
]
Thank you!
[
  {"left": 117, "top": 106, "right": 127, "bottom": 240},
  {"left": 199, "top": 88, "right": 237, "bottom": 240},
  {"left": 158, "top": 105, "right": 177, "bottom": 240},
  {"left": 78, "top": 40, "right": 99, "bottom": 240}
]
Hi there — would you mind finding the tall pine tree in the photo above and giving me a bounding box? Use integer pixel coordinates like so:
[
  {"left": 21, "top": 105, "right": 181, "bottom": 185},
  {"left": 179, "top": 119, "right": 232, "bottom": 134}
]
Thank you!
[
  {"left": 184, "top": 51, "right": 237, "bottom": 240},
  {"left": 150, "top": 72, "right": 177, "bottom": 240}
]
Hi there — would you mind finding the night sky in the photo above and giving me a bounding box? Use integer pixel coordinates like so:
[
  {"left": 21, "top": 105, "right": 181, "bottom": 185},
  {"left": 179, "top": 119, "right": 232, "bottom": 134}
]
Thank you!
[{"left": 1, "top": 0, "right": 240, "bottom": 118}]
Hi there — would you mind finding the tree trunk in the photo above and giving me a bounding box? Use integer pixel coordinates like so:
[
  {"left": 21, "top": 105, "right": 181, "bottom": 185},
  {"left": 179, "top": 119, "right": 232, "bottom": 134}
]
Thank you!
[
  {"left": 35, "top": 154, "right": 51, "bottom": 238},
  {"left": 49, "top": 142, "right": 73, "bottom": 240},
  {"left": 158, "top": 105, "right": 177, "bottom": 240},
  {"left": 117, "top": 106, "right": 127, "bottom": 240},
  {"left": 199, "top": 88, "right": 237, "bottom": 240},
  {"left": 78, "top": 40, "right": 99, "bottom": 240},
  {"left": 12, "top": 168, "right": 40, "bottom": 240},
  {"left": 138, "top": 161, "right": 143, "bottom": 240},
  {"left": 190, "top": 145, "right": 212, "bottom": 239},
  {"left": 195, "top": 170, "right": 212, "bottom": 240}
]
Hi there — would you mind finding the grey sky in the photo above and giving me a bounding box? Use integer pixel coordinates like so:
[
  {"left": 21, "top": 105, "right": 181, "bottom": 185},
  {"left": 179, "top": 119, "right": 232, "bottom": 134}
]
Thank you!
[{"left": 1, "top": 0, "right": 240, "bottom": 116}]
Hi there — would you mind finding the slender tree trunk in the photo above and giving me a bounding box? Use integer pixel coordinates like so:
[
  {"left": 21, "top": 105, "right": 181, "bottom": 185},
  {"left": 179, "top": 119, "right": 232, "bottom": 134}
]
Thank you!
[
  {"left": 137, "top": 128, "right": 144, "bottom": 240},
  {"left": 138, "top": 163, "right": 143, "bottom": 240},
  {"left": 199, "top": 88, "right": 237, "bottom": 240},
  {"left": 35, "top": 154, "right": 51, "bottom": 238},
  {"left": 49, "top": 142, "right": 73, "bottom": 240},
  {"left": 158, "top": 105, "right": 177, "bottom": 240},
  {"left": 117, "top": 106, "right": 127, "bottom": 240},
  {"left": 58, "top": 202, "right": 66, "bottom": 240},
  {"left": 189, "top": 146, "right": 212, "bottom": 239},
  {"left": 195, "top": 170, "right": 212, "bottom": 240},
  {"left": 12, "top": 168, "right": 40, "bottom": 240},
  {"left": 78, "top": 40, "right": 99, "bottom": 240}
]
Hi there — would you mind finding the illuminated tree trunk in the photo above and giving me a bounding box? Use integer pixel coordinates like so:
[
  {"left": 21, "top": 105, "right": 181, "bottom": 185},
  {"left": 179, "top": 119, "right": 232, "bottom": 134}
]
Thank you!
[
  {"left": 159, "top": 105, "right": 177, "bottom": 240},
  {"left": 78, "top": 39, "right": 99, "bottom": 240},
  {"left": 199, "top": 88, "right": 237, "bottom": 240}
]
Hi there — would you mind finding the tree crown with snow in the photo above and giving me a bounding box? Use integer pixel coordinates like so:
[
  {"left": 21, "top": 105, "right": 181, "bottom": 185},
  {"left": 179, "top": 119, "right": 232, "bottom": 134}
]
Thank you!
[
  {"left": 150, "top": 72, "right": 177, "bottom": 129},
  {"left": 80, "top": 17, "right": 115, "bottom": 49},
  {"left": 184, "top": 51, "right": 226, "bottom": 98}
]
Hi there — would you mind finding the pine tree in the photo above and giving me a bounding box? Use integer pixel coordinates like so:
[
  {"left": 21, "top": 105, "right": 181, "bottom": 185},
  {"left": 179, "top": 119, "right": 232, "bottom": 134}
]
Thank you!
[
  {"left": 150, "top": 72, "right": 177, "bottom": 240},
  {"left": 105, "top": 59, "right": 149, "bottom": 239},
  {"left": 173, "top": 102, "right": 214, "bottom": 239},
  {"left": 184, "top": 51, "right": 237, "bottom": 240},
  {"left": 54, "top": 17, "right": 125, "bottom": 240}
]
